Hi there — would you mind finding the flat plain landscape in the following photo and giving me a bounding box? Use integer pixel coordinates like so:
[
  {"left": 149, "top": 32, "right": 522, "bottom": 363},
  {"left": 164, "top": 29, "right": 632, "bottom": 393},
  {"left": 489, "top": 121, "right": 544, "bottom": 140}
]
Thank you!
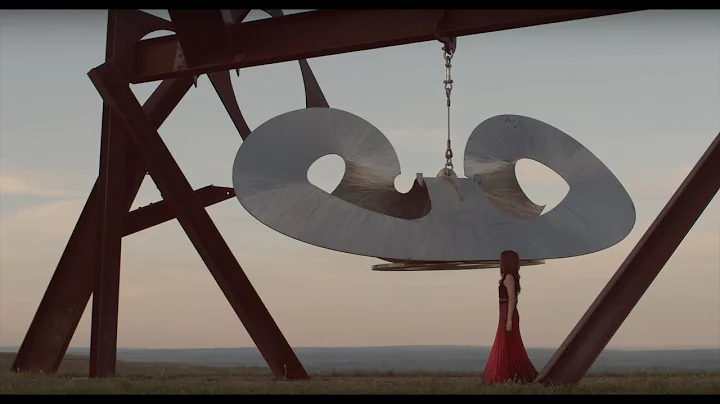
[{"left": 1, "top": 347, "right": 719, "bottom": 394}]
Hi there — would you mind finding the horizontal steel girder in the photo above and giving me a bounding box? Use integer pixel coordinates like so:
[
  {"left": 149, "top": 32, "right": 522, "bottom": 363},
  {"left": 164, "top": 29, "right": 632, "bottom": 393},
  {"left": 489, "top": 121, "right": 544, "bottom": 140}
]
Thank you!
[
  {"left": 131, "top": 9, "right": 645, "bottom": 83},
  {"left": 123, "top": 185, "right": 235, "bottom": 236}
]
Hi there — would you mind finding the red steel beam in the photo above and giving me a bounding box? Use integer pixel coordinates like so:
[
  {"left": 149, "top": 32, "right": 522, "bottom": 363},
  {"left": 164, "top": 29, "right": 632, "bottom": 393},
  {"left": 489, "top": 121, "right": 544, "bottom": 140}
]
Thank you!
[
  {"left": 12, "top": 10, "right": 194, "bottom": 375},
  {"left": 536, "top": 132, "right": 720, "bottom": 385},
  {"left": 227, "top": 9, "right": 251, "bottom": 24},
  {"left": 262, "top": 9, "right": 329, "bottom": 109},
  {"left": 208, "top": 71, "right": 252, "bottom": 138},
  {"left": 88, "top": 62, "right": 309, "bottom": 380},
  {"left": 11, "top": 77, "right": 193, "bottom": 374},
  {"left": 131, "top": 9, "right": 645, "bottom": 83},
  {"left": 205, "top": 9, "right": 330, "bottom": 141},
  {"left": 86, "top": 9, "right": 138, "bottom": 378},
  {"left": 89, "top": 104, "right": 128, "bottom": 378},
  {"left": 167, "top": 10, "right": 232, "bottom": 66},
  {"left": 123, "top": 185, "right": 235, "bottom": 236},
  {"left": 13, "top": 9, "right": 322, "bottom": 375}
]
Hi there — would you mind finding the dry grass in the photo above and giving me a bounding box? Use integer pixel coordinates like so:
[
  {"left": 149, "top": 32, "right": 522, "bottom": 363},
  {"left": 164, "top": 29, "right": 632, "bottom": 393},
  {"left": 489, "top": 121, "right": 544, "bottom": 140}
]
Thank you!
[{"left": 1, "top": 352, "right": 718, "bottom": 394}]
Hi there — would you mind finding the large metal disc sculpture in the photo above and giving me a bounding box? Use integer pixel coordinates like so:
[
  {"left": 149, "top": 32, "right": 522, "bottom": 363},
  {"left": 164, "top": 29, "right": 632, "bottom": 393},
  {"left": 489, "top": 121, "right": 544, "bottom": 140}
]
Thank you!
[{"left": 231, "top": 39, "right": 636, "bottom": 271}]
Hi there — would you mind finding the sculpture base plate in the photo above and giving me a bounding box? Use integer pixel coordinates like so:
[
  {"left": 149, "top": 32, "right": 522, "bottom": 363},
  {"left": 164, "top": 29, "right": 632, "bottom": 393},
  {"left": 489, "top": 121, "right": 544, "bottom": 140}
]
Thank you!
[{"left": 371, "top": 260, "right": 545, "bottom": 272}]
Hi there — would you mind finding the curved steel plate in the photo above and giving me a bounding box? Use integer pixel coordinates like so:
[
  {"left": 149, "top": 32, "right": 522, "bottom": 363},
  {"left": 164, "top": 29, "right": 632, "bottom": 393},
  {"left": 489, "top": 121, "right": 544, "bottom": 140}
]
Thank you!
[
  {"left": 371, "top": 259, "right": 546, "bottom": 272},
  {"left": 232, "top": 108, "right": 636, "bottom": 261}
]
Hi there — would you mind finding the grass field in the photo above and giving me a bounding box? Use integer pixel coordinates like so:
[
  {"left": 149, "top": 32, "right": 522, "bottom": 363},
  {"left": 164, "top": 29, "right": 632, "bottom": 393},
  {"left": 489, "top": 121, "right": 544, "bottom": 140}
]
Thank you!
[{"left": 1, "top": 353, "right": 718, "bottom": 394}]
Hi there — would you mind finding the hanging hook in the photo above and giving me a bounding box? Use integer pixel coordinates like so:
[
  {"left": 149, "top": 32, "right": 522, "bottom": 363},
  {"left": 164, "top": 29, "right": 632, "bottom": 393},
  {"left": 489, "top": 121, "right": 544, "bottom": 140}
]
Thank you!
[
  {"left": 433, "top": 13, "right": 459, "bottom": 188},
  {"left": 433, "top": 9, "right": 457, "bottom": 56},
  {"left": 440, "top": 36, "right": 456, "bottom": 57}
]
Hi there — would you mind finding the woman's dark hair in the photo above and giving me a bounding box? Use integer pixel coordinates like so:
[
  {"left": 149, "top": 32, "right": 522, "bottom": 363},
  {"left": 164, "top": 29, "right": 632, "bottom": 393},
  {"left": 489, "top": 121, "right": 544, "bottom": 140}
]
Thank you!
[{"left": 500, "top": 250, "right": 521, "bottom": 295}]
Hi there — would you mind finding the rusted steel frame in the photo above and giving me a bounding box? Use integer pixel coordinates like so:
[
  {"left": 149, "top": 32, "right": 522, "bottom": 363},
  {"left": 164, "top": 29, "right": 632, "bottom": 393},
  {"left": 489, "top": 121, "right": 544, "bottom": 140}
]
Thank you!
[
  {"left": 105, "top": 10, "right": 174, "bottom": 80},
  {"left": 131, "top": 9, "right": 645, "bottom": 83},
  {"left": 227, "top": 9, "right": 251, "bottom": 24},
  {"left": 123, "top": 186, "right": 235, "bottom": 236},
  {"left": 207, "top": 71, "right": 252, "bottom": 138},
  {"left": 12, "top": 10, "right": 189, "bottom": 375},
  {"left": 86, "top": 9, "right": 151, "bottom": 378},
  {"left": 88, "top": 103, "right": 128, "bottom": 378},
  {"left": 298, "top": 59, "right": 328, "bottom": 108},
  {"left": 167, "top": 10, "right": 232, "bottom": 66},
  {"left": 262, "top": 9, "right": 329, "bottom": 109},
  {"left": 88, "top": 62, "right": 309, "bottom": 380},
  {"left": 11, "top": 77, "right": 193, "bottom": 374},
  {"left": 536, "top": 133, "right": 720, "bottom": 385},
  {"left": 206, "top": 9, "right": 329, "bottom": 141}
]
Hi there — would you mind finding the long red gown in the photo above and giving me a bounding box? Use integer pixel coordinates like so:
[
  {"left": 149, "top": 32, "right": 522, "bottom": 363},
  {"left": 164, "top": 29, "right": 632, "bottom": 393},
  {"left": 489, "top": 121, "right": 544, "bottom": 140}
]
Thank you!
[{"left": 483, "top": 277, "right": 538, "bottom": 383}]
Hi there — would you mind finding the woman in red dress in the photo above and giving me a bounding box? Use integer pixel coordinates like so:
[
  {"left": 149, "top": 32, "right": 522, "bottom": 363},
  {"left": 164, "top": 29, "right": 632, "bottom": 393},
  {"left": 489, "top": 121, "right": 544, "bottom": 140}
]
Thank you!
[{"left": 483, "top": 250, "right": 538, "bottom": 383}]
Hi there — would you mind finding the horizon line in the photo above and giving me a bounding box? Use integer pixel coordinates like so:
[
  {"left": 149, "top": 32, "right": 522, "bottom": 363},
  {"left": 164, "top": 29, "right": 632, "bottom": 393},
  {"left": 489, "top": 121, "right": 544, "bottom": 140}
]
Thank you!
[{"left": 1, "top": 345, "right": 718, "bottom": 351}]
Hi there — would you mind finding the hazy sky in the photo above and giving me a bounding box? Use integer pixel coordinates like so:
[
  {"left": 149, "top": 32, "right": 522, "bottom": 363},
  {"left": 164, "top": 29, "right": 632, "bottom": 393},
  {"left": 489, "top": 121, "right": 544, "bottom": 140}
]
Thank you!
[{"left": 1, "top": 10, "right": 718, "bottom": 350}]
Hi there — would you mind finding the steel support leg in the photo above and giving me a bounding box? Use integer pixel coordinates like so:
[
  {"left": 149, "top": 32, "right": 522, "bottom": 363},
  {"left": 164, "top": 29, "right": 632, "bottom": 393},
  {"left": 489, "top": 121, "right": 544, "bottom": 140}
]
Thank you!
[
  {"left": 11, "top": 78, "right": 192, "bottom": 374},
  {"left": 88, "top": 62, "right": 309, "bottom": 380},
  {"left": 536, "top": 133, "right": 720, "bottom": 385},
  {"left": 88, "top": 106, "right": 127, "bottom": 378}
]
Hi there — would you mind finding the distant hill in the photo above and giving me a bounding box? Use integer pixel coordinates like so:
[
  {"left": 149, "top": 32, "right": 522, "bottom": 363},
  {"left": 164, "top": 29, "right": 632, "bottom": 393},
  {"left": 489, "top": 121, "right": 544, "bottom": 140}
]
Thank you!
[{"left": 2, "top": 346, "right": 717, "bottom": 373}]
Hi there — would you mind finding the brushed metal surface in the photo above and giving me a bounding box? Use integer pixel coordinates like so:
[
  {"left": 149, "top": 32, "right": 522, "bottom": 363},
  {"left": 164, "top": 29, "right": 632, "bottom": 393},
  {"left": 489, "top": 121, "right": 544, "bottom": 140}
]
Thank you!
[
  {"left": 371, "top": 259, "right": 546, "bottom": 272},
  {"left": 232, "top": 108, "right": 636, "bottom": 262}
]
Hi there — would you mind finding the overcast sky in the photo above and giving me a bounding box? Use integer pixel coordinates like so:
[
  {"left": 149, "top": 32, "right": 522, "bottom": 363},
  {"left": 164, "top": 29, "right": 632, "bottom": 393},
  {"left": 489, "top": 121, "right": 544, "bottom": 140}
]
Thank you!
[{"left": 1, "top": 10, "right": 718, "bottom": 350}]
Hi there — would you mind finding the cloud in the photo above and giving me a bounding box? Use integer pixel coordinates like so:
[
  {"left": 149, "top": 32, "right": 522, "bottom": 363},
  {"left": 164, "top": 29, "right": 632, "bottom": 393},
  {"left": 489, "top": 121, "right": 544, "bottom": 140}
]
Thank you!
[
  {"left": 624, "top": 162, "right": 697, "bottom": 198},
  {"left": 10, "top": 199, "right": 85, "bottom": 235},
  {"left": 0, "top": 172, "right": 84, "bottom": 197},
  {"left": 675, "top": 226, "right": 719, "bottom": 256},
  {"left": 609, "top": 216, "right": 719, "bottom": 260},
  {"left": 0, "top": 199, "right": 85, "bottom": 262}
]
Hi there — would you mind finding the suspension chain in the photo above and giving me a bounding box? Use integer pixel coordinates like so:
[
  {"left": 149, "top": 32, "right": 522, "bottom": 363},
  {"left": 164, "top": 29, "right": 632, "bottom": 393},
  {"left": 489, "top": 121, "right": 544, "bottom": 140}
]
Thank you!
[{"left": 440, "top": 37, "right": 456, "bottom": 171}]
